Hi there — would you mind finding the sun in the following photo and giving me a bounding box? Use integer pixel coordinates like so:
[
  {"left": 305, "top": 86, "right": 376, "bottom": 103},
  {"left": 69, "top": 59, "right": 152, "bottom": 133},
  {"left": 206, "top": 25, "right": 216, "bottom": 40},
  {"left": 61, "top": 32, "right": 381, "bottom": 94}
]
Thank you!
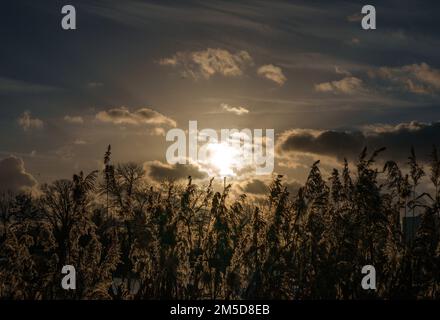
[{"left": 205, "top": 142, "right": 240, "bottom": 177}]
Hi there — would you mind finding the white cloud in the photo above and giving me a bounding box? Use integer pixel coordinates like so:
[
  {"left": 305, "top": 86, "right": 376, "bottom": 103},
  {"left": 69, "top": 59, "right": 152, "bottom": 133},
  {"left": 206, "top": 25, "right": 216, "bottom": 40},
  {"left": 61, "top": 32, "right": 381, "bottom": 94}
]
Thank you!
[
  {"left": 159, "top": 48, "right": 253, "bottom": 80},
  {"left": 257, "top": 64, "right": 287, "bottom": 86},
  {"left": 18, "top": 111, "right": 44, "bottom": 131},
  {"left": 221, "top": 103, "right": 249, "bottom": 115}
]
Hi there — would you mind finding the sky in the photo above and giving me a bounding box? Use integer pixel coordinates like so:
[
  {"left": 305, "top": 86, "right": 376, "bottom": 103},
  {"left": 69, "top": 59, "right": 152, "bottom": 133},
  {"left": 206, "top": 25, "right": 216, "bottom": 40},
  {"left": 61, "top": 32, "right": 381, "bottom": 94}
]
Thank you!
[{"left": 1, "top": 0, "right": 440, "bottom": 196}]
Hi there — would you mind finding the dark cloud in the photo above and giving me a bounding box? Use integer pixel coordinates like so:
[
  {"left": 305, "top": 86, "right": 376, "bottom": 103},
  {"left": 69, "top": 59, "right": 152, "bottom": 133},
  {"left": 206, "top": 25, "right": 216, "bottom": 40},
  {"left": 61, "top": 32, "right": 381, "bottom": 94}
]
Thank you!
[
  {"left": 285, "top": 180, "right": 302, "bottom": 195},
  {"left": 241, "top": 178, "right": 268, "bottom": 195},
  {"left": 238, "top": 177, "right": 301, "bottom": 196},
  {"left": 279, "top": 129, "right": 363, "bottom": 160},
  {"left": 145, "top": 161, "right": 207, "bottom": 181},
  {"left": 278, "top": 121, "right": 440, "bottom": 162},
  {"left": 0, "top": 156, "right": 38, "bottom": 193}
]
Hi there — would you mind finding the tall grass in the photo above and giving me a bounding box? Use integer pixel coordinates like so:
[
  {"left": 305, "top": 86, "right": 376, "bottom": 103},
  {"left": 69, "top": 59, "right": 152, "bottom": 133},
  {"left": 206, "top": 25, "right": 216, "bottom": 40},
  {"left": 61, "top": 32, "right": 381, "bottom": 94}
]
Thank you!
[{"left": 0, "top": 146, "right": 439, "bottom": 299}]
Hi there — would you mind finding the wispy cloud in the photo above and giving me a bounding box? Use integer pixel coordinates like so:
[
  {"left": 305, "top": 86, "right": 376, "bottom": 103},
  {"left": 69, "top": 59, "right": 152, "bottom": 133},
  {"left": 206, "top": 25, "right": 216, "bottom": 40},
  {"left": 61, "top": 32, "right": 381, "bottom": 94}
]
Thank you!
[
  {"left": 315, "top": 76, "right": 363, "bottom": 94},
  {"left": 346, "top": 12, "right": 363, "bottom": 22},
  {"left": 96, "top": 107, "right": 176, "bottom": 127},
  {"left": 221, "top": 103, "right": 249, "bottom": 115},
  {"left": 64, "top": 115, "right": 84, "bottom": 124},
  {"left": 73, "top": 139, "right": 87, "bottom": 145},
  {"left": 351, "top": 37, "right": 361, "bottom": 45},
  {"left": 87, "top": 82, "right": 103, "bottom": 88},
  {"left": 0, "top": 77, "right": 56, "bottom": 94}
]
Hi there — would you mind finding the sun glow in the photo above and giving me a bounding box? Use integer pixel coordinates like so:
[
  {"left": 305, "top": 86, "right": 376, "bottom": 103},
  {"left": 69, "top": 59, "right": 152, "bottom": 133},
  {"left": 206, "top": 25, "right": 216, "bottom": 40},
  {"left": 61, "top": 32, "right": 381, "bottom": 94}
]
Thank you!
[
  {"left": 205, "top": 142, "right": 240, "bottom": 177},
  {"left": 165, "top": 121, "right": 275, "bottom": 177}
]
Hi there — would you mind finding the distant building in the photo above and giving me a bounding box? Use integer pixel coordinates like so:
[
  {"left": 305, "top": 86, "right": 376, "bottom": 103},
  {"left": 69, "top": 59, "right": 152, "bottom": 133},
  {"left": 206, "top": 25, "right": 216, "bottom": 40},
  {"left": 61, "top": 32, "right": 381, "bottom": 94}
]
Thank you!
[{"left": 402, "top": 216, "right": 421, "bottom": 244}]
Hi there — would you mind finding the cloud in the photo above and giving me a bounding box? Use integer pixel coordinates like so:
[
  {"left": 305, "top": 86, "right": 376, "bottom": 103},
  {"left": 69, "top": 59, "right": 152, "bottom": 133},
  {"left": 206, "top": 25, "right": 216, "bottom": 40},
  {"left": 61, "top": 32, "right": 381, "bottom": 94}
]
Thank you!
[
  {"left": 257, "top": 64, "right": 287, "bottom": 86},
  {"left": 285, "top": 180, "right": 302, "bottom": 195},
  {"left": 73, "top": 139, "right": 87, "bottom": 145},
  {"left": 64, "top": 115, "right": 84, "bottom": 124},
  {"left": 278, "top": 121, "right": 440, "bottom": 163},
  {"left": 0, "top": 156, "right": 38, "bottom": 193},
  {"left": 55, "top": 145, "right": 75, "bottom": 160},
  {"left": 236, "top": 177, "right": 301, "bottom": 199},
  {"left": 315, "top": 76, "right": 363, "bottom": 94},
  {"left": 221, "top": 103, "right": 249, "bottom": 115},
  {"left": 96, "top": 107, "right": 176, "bottom": 127},
  {"left": 240, "top": 178, "right": 268, "bottom": 195},
  {"left": 346, "top": 13, "right": 363, "bottom": 22},
  {"left": 87, "top": 82, "right": 103, "bottom": 88},
  {"left": 147, "top": 127, "right": 166, "bottom": 136},
  {"left": 278, "top": 128, "right": 363, "bottom": 161},
  {"left": 368, "top": 63, "right": 440, "bottom": 95},
  {"left": 0, "top": 77, "right": 56, "bottom": 94},
  {"left": 159, "top": 49, "right": 288, "bottom": 87},
  {"left": 335, "top": 66, "right": 352, "bottom": 76},
  {"left": 145, "top": 160, "right": 207, "bottom": 181},
  {"left": 314, "top": 63, "right": 440, "bottom": 97},
  {"left": 18, "top": 111, "right": 44, "bottom": 131},
  {"left": 159, "top": 48, "right": 253, "bottom": 80},
  {"left": 351, "top": 37, "right": 360, "bottom": 45}
]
